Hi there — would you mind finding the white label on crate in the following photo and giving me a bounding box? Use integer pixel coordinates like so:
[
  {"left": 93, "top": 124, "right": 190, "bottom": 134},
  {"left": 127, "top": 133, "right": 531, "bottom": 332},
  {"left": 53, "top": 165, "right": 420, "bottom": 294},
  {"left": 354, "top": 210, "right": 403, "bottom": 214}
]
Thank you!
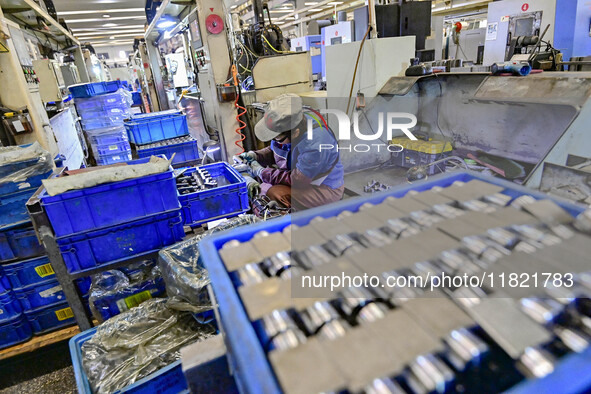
[
  {"left": 113, "top": 156, "right": 120, "bottom": 160},
  {"left": 39, "top": 285, "right": 63, "bottom": 298},
  {"left": 109, "top": 145, "right": 118, "bottom": 151},
  {"left": 12, "top": 120, "right": 25, "bottom": 132}
]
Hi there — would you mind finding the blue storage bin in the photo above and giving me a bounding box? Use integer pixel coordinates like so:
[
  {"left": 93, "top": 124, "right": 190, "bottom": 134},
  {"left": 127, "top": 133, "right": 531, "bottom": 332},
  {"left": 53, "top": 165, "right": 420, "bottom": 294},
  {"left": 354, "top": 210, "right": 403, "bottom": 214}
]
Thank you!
[
  {"left": 0, "top": 187, "right": 37, "bottom": 229},
  {"left": 25, "top": 301, "right": 75, "bottom": 334},
  {"left": 0, "top": 290, "right": 23, "bottom": 322},
  {"left": 198, "top": 171, "right": 589, "bottom": 394},
  {"left": 132, "top": 92, "right": 142, "bottom": 106},
  {"left": 81, "top": 117, "right": 127, "bottom": 131},
  {"left": 131, "top": 109, "right": 182, "bottom": 120},
  {"left": 76, "top": 277, "right": 92, "bottom": 296},
  {"left": 0, "top": 222, "right": 45, "bottom": 262},
  {"left": 57, "top": 209, "right": 184, "bottom": 274},
  {"left": 0, "top": 275, "right": 9, "bottom": 292},
  {"left": 91, "top": 277, "right": 166, "bottom": 321},
  {"left": 179, "top": 163, "right": 248, "bottom": 227},
  {"left": 71, "top": 327, "right": 189, "bottom": 394},
  {"left": 136, "top": 137, "right": 199, "bottom": 167},
  {"left": 125, "top": 114, "right": 188, "bottom": 145},
  {"left": 40, "top": 156, "right": 179, "bottom": 238},
  {"left": 91, "top": 140, "right": 131, "bottom": 157},
  {"left": 95, "top": 151, "right": 133, "bottom": 166},
  {"left": 87, "top": 128, "right": 129, "bottom": 147},
  {"left": 69, "top": 81, "right": 128, "bottom": 99},
  {"left": 0, "top": 154, "right": 40, "bottom": 179},
  {"left": 0, "top": 168, "right": 53, "bottom": 195},
  {"left": 79, "top": 106, "right": 129, "bottom": 121},
  {"left": 14, "top": 279, "right": 66, "bottom": 311},
  {"left": 3, "top": 255, "right": 54, "bottom": 288},
  {"left": 76, "top": 95, "right": 129, "bottom": 113},
  {"left": 0, "top": 314, "right": 32, "bottom": 349}
]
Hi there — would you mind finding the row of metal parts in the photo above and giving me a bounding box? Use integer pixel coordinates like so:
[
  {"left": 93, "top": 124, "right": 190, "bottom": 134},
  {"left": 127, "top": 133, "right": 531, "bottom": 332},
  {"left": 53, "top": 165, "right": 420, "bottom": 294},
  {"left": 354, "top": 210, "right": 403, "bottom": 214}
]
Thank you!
[
  {"left": 136, "top": 135, "right": 195, "bottom": 150},
  {"left": 219, "top": 182, "right": 591, "bottom": 394},
  {"left": 176, "top": 168, "right": 218, "bottom": 194}
]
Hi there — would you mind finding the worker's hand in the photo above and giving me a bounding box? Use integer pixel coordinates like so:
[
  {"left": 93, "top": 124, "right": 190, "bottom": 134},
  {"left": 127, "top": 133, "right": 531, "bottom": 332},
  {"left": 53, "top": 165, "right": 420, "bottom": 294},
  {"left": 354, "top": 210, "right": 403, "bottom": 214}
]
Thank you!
[
  {"left": 238, "top": 151, "right": 257, "bottom": 163},
  {"left": 248, "top": 160, "right": 264, "bottom": 178},
  {"left": 244, "top": 176, "right": 261, "bottom": 199}
]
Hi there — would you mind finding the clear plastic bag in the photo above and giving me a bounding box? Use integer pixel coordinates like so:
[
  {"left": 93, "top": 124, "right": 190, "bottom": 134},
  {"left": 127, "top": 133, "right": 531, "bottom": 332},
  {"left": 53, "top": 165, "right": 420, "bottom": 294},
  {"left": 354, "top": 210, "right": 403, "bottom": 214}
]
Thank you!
[
  {"left": 88, "top": 260, "right": 167, "bottom": 322},
  {"left": 76, "top": 89, "right": 133, "bottom": 130},
  {"left": 0, "top": 142, "right": 53, "bottom": 187},
  {"left": 159, "top": 215, "right": 260, "bottom": 305},
  {"left": 81, "top": 297, "right": 216, "bottom": 394}
]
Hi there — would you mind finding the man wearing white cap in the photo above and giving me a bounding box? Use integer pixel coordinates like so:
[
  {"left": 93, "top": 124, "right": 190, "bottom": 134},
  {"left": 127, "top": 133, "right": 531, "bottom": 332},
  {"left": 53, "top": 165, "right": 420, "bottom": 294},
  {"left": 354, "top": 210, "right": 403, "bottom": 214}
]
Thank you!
[{"left": 239, "top": 93, "right": 344, "bottom": 209}]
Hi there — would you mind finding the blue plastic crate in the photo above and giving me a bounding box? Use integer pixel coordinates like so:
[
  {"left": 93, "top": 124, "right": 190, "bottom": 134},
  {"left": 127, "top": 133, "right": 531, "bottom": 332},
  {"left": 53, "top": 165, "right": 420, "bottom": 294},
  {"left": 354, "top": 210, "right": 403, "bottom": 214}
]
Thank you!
[
  {"left": 81, "top": 117, "right": 127, "bottom": 131},
  {"left": 198, "top": 171, "right": 589, "bottom": 394},
  {"left": 40, "top": 156, "right": 180, "bottom": 238},
  {"left": 70, "top": 327, "right": 189, "bottom": 394},
  {"left": 91, "top": 140, "right": 131, "bottom": 157},
  {"left": 95, "top": 151, "right": 133, "bottom": 166},
  {"left": 0, "top": 168, "right": 53, "bottom": 195},
  {"left": 87, "top": 127, "right": 129, "bottom": 147},
  {"left": 70, "top": 81, "right": 128, "bottom": 99},
  {"left": 57, "top": 209, "right": 184, "bottom": 274},
  {"left": 3, "top": 256, "right": 54, "bottom": 288},
  {"left": 25, "top": 301, "right": 75, "bottom": 334},
  {"left": 0, "top": 314, "right": 32, "bottom": 349},
  {"left": 79, "top": 106, "right": 129, "bottom": 121},
  {"left": 136, "top": 137, "right": 199, "bottom": 166},
  {"left": 76, "top": 95, "right": 129, "bottom": 113},
  {"left": 125, "top": 114, "right": 189, "bottom": 145},
  {"left": 0, "top": 290, "right": 23, "bottom": 322},
  {"left": 0, "top": 152, "right": 40, "bottom": 179},
  {"left": 14, "top": 279, "right": 66, "bottom": 311},
  {"left": 132, "top": 92, "right": 142, "bottom": 106},
  {"left": 0, "top": 222, "right": 45, "bottom": 262},
  {"left": 91, "top": 277, "right": 166, "bottom": 321},
  {"left": 76, "top": 277, "right": 92, "bottom": 297},
  {"left": 179, "top": 163, "right": 248, "bottom": 227},
  {"left": 131, "top": 110, "right": 182, "bottom": 120},
  {"left": 0, "top": 187, "right": 37, "bottom": 229}
]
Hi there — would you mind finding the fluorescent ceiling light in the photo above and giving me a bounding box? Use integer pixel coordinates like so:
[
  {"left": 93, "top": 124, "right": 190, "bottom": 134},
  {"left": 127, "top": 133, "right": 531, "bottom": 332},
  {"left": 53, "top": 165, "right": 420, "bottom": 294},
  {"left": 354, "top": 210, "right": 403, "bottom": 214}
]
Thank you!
[
  {"left": 103, "top": 23, "right": 117, "bottom": 27},
  {"left": 110, "top": 36, "right": 115, "bottom": 39},
  {"left": 286, "top": 17, "right": 295, "bottom": 20},
  {"left": 307, "top": 8, "right": 323, "bottom": 11},
  {"left": 231, "top": 5, "right": 237, "bottom": 8},
  {"left": 66, "top": 16, "right": 145, "bottom": 23},
  {"left": 270, "top": 10, "right": 293, "bottom": 13},
  {"left": 57, "top": 8, "right": 144, "bottom": 16},
  {"left": 103, "top": 14, "right": 111, "bottom": 18},
  {"left": 75, "top": 30, "right": 144, "bottom": 37},
  {"left": 72, "top": 25, "right": 145, "bottom": 31},
  {"left": 328, "top": 1, "right": 343, "bottom": 4},
  {"left": 304, "top": 2, "right": 318, "bottom": 4},
  {"left": 79, "top": 32, "right": 145, "bottom": 39}
]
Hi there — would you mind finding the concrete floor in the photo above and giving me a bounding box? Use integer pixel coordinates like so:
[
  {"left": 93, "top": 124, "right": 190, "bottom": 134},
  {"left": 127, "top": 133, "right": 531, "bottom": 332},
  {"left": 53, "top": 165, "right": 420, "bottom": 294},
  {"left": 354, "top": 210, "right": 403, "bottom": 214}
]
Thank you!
[{"left": 0, "top": 340, "right": 76, "bottom": 394}]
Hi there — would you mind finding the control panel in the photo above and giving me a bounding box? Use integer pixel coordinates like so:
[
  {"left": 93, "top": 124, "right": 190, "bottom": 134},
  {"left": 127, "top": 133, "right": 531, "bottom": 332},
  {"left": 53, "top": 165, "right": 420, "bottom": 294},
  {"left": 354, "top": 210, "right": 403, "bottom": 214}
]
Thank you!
[{"left": 22, "top": 65, "right": 40, "bottom": 85}]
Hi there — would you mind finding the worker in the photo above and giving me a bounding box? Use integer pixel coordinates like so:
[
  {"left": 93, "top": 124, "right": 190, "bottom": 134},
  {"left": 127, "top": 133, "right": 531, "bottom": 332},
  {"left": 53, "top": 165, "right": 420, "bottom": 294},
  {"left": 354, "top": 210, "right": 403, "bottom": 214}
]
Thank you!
[{"left": 239, "top": 93, "right": 344, "bottom": 210}]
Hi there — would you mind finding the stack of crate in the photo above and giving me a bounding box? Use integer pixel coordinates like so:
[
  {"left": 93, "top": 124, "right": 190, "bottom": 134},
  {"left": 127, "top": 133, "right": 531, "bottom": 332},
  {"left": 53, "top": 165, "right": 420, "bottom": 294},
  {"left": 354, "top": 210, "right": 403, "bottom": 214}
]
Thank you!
[
  {"left": 125, "top": 110, "right": 200, "bottom": 168},
  {"left": 0, "top": 145, "right": 84, "bottom": 349},
  {"left": 70, "top": 82, "right": 132, "bottom": 166},
  {"left": 37, "top": 157, "right": 185, "bottom": 321}
]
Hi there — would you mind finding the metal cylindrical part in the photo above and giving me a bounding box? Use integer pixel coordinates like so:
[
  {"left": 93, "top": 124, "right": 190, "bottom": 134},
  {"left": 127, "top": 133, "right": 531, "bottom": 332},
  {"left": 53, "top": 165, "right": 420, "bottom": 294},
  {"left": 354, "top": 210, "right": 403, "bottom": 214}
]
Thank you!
[
  {"left": 408, "top": 354, "right": 455, "bottom": 394},
  {"left": 364, "top": 377, "right": 406, "bottom": 394},
  {"left": 300, "top": 301, "right": 341, "bottom": 334},
  {"left": 444, "top": 328, "right": 488, "bottom": 371},
  {"left": 263, "top": 251, "right": 292, "bottom": 277},
  {"left": 236, "top": 263, "right": 266, "bottom": 286},
  {"left": 317, "top": 319, "right": 349, "bottom": 341},
  {"left": 519, "top": 347, "right": 555, "bottom": 378},
  {"left": 270, "top": 329, "right": 307, "bottom": 351}
]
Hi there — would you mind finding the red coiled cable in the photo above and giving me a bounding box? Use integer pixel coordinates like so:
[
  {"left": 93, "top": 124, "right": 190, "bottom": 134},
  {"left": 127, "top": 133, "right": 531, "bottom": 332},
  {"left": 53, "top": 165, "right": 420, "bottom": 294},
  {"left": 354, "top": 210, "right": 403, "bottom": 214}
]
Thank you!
[{"left": 231, "top": 65, "right": 246, "bottom": 154}]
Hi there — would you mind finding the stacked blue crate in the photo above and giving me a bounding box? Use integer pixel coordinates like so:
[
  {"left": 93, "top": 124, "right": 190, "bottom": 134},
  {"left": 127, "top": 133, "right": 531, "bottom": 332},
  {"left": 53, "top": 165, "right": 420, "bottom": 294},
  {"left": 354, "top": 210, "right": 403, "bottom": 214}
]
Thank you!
[
  {"left": 0, "top": 145, "right": 92, "bottom": 341},
  {"left": 125, "top": 111, "right": 199, "bottom": 167},
  {"left": 39, "top": 156, "right": 185, "bottom": 276},
  {"left": 71, "top": 86, "right": 133, "bottom": 166}
]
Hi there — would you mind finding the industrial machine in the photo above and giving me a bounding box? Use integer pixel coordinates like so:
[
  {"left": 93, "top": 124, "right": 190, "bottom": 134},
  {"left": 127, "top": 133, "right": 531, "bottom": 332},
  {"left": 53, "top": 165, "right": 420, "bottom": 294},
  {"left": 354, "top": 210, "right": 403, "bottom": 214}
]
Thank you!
[
  {"left": 290, "top": 35, "right": 322, "bottom": 78},
  {"left": 483, "top": 0, "right": 569, "bottom": 67},
  {"left": 375, "top": 1, "right": 432, "bottom": 49},
  {"left": 60, "top": 64, "right": 81, "bottom": 88},
  {"left": 33, "top": 58, "right": 67, "bottom": 103}
]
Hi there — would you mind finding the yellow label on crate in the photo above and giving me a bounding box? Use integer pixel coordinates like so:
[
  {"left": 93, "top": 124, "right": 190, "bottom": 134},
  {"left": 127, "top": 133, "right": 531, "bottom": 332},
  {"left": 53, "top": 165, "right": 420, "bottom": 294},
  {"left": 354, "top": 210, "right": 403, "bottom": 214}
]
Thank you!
[
  {"left": 124, "top": 290, "right": 153, "bottom": 310},
  {"left": 108, "top": 144, "right": 118, "bottom": 151},
  {"left": 55, "top": 307, "right": 74, "bottom": 321},
  {"left": 35, "top": 263, "right": 55, "bottom": 278}
]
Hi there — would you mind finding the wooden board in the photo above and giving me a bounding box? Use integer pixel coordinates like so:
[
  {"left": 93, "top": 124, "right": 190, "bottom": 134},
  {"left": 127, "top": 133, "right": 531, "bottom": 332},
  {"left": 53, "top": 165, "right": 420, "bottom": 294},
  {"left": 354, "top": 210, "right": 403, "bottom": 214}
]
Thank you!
[{"left": 0, "top": 325, "right": 80, "bottom": 361}]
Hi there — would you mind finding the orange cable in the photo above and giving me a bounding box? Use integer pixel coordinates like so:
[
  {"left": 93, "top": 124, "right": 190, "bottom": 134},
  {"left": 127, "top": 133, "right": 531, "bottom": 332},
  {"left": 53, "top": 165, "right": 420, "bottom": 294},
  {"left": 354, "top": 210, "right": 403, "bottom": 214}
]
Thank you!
[{"left": 231, "top": 65, "right": 246, "bottom": 154}]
